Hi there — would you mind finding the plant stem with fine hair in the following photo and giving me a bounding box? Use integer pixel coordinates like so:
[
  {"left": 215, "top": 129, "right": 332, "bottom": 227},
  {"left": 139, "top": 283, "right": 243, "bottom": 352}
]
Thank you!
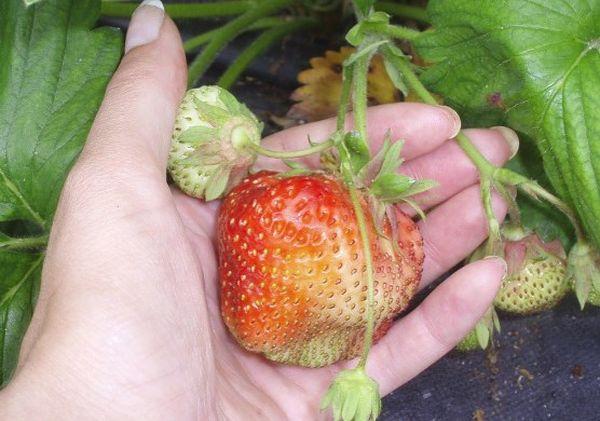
[
  {"left": 187, "top": 0, "right": 293, "bottom": 87},
  {"left": 218, "top": 17, "right": 318, "bottom": 89},
  {"left": 100, "top": 1, "right": 253, "bottom": 18},
  {"left": 248, "top": 139, "right": 334, "bottom": 159},
  {"left": 0, "top": 235, "right": 48, "bottom": 251},
  {"left": 184, "top": 17, "right": 285, "bottom": 53},
  {"left": 349, "top": 187, "right": 376, "bottom": 369}
]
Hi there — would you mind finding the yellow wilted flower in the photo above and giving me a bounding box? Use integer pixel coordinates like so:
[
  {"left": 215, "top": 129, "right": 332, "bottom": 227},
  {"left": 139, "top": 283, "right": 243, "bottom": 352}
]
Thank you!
[{"left": 288, "top": 47, "right": 399, "bottom": 122}]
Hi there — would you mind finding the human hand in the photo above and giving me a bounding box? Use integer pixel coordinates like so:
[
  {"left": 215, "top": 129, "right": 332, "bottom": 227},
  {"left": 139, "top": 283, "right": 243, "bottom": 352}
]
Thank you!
[{"left": 0, "top": 3, "right": 515, "bottom": 419}]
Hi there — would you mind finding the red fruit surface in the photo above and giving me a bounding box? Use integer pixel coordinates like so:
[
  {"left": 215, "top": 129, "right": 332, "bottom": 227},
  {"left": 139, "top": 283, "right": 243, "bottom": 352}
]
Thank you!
[{"left": 217, "top": 171, "right": 424, "bottom": 367}]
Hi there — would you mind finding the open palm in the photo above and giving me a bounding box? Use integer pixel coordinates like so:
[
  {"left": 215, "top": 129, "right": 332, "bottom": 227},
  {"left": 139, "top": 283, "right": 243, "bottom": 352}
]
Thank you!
[{"left": 0, "top": 16, "right": 513, "bottom": 420}]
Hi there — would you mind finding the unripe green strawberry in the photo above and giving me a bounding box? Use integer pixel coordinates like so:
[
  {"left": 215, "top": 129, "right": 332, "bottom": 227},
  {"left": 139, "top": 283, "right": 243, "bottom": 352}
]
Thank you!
[
  {"left": 168, "top": 86, "right": 263, "bottom": 200},
  {"left": 456, "top": 329, "right": 479, "bottom": 352},
  {"left": 494, "top": 233, "right": 568, "bottom": 315},
  {"left": 218, "top": 171, "right": 424, "bottom": 367},
  {"left": 587, "top": 287, "right": 600, "bottom": 306}
]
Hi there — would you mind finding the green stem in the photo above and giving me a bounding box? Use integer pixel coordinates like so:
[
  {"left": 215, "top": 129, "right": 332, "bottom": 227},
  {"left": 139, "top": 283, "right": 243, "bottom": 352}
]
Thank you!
[
  {"left": 218, "top": 17, "right": 317, "bottom": 89},
  {"left": 364, "top": 22, "right": 421, "bottom": 41},
  {"left": 374, "top": 1, "right": 430, "bottom": 24},
  {"left": 349, "top": 188, "right": 375, "bottom": 369},
  {"left": 351, "top": 48, "right": 372, "bottom": 148},
  {"left": 100, "top": 1, "right": 253, "bottom": 18},
  {"left": 336, "top": 65, "right": 354, "bottom": 131},
  {"left": 184, "top": 17, "right": 285, "bottom": 53},
  {"left": 480, "top": 177, "right": 501, "bottom": 256},
  {"left": 187, "top": 0, "right": 293, "bottom": 87},
  {"left": 496, "top": 168, "right": 585, "bottom": 241},
  {"left": 248, "top": 139, "right": 334, "bottom": 159},
  {"left": 0, "top": 234, "right": 48, "bottom": 251},
  {"left": 383, "top": 45, "right": 497, "bottom": 175},
  {"left": 454, "top": 132, "right": 495, "bottom": 176},
  {"left": 382, "top": 46, "right": 434, "bottom": 103}
]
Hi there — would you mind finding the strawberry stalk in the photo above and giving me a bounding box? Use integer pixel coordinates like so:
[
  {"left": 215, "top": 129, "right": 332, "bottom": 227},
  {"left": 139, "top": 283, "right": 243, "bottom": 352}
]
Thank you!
[
  {"left": 183, "top": 17, "right": 287, "bottom": 53},
  {"left": 349, "top": 188, "right": 376, "bottom": 368},
  {"left": 247, "top": 138, "right": 334, "bottom": 159},
  {"left": 100, "top": 1, "right": 253, "bottom": 19},
  {"left": 218, "top": 17, "right": 319, "bottom": 89},
  {"left": 187, "top": 0, "right": 294, "bottom": 87},
  {"left": 320, "top": 7, "right": 388, "bottom": 420},
  {"left": 0, "top": 234, "right": 48, "bottom": 251}
]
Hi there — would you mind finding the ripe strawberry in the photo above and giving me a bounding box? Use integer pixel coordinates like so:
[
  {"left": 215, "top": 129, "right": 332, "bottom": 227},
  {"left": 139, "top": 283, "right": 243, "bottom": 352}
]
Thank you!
[
  {"left": 218, "top": 171, "right": 424, "bottom": 367},
  {"left": 494, "top": 233, "right": 569, "bottom": 315}
]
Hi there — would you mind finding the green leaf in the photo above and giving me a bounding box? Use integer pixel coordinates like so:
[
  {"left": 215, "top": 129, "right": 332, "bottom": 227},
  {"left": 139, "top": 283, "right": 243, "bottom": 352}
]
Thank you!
[
  {"left": 414, "top": 0, "right": 600, "bottom": 248},
  {"left": 344, "top": 40, "right": 389, "bottom": 66},
  {"left": 376, "top": 139, "right": 404, "bottom": 178},
  {"left": 346, "top": 12, "right": 390, "bottom": 46},
  {"left": 0, "top": 0, "right": 122, "bottom": 385},
  {"left": 178, "top": 126, "right": 217, "bottom": 145},
  {"left": 0, "top": 0, "right": 122, "bottom": 225},
  {"left": 383, "top": 56, "right": 408, "bottom": 96},
  {"left": 204, "top": 165, "right": 231, "bottom": 202},
  {"left": 340, "top": 131, "right": 370, "bottom": 175},
  {"left": 23, "top": 0, "right": 44, "bottom": 5},
  {"left": 400, "top": 179, "right": 437, "bottom": 197},
  {"left": 192, "top": 96, "right": 232, "bottom": 125},
  {"left": 475, "top": 320, "right": 490, "bottom": 350},
  {"left": 370, "top": 173, "right": 413, "bottom": 198},
  {"left": 217, "top": 88, "right": 242, "bottom": 114},
  {"left": 352, "top": 0, "right": 376, "bottom": 17},
  {"left": 0, "top": 251, "right": 43, "bottom": 387}
]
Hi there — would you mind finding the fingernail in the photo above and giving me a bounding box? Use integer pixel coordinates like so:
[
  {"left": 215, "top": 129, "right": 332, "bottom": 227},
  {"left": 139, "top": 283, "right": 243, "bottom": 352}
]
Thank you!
[
  {"left": 483, "top": 256, "right": 508, "bottom": 279},
  {"left": 437, "top": 105, "right": 462, "bottom": 138},
  {"left": 491, "top": 126, "right": 520, "bottom": 159},
  {"left": 124, "top": 0, "right": 165, "bottom": 54}
]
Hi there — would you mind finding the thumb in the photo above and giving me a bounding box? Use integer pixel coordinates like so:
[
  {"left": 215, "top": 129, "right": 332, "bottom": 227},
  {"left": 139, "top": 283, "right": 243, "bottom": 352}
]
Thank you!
[{"left": 78, "top": 1, "right": 186, "bottom": 175}]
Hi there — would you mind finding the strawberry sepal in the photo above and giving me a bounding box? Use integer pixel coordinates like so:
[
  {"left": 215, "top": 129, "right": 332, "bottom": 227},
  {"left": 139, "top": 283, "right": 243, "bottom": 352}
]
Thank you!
[
  {"left": 568, "top": 241, "right": 600, "bottom": 309},
  {"left": 321, "top": 367, "right": 381, "bottom": 421}
]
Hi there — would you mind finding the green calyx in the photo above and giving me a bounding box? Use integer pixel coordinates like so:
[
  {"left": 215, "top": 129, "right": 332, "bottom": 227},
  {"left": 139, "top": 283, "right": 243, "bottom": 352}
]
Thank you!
[
  {"left": 568, "top": 241, "right": 600, "bottom": 309},
  {"left": 321, "top": 367, "right": 381, "bottom": 421},
  {"left": 168, "top": 86, "right": 263, "bottom": 201},
  {"left": 471, "top": 307, "right": 501, "bottom": 350}
]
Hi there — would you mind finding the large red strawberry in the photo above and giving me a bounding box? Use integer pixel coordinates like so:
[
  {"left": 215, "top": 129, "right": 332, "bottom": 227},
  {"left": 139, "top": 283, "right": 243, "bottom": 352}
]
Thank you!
[{"left": 218, "top": 171, "right": 424, "bottom": 367}]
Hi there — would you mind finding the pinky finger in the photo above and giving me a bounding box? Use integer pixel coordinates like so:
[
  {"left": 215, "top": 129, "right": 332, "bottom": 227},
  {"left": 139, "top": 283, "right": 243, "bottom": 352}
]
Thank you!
[{"left": 366, "top": 258, "right": 507, "bottom": 396}]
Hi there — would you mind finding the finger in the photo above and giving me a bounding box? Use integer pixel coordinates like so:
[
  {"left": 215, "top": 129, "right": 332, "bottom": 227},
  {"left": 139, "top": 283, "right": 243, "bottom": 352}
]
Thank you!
[
  {"left": 419, "top": 184, "right": 508, "bottom": 287},
  {"left": 399, "top": 127, "right": 518, "bottom": 215},
  {"left": 256, "top": 103, "right": 461, "bottom": 171},
  {"left": 77, "top": 3, "right": 186, "bottom": 176},
  {"left": 368, "top": 258, "right": 506, "bottom": 395}
]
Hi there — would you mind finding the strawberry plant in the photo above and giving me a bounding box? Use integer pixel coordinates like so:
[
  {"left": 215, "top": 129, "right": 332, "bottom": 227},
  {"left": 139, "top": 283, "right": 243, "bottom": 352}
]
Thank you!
[{"left": 1, "top": 0, "right": 600, "bottom": 419}]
